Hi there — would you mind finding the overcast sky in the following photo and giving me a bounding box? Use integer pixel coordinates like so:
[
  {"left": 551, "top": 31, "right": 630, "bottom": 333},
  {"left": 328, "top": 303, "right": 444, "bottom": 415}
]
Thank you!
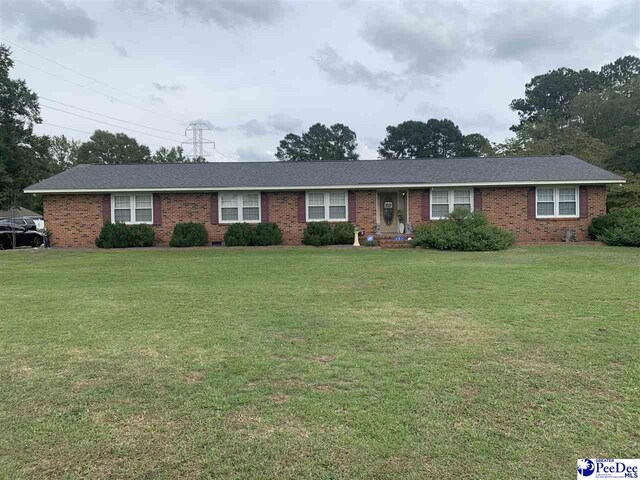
[{"left": 1, "top": 0, "right": 638, "bottom": 161}]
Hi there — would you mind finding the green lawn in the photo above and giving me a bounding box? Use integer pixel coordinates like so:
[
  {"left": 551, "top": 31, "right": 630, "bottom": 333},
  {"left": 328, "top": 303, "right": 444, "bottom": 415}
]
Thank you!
[{"left": 0, "top": 246, "right": 638, "bottom": 479}]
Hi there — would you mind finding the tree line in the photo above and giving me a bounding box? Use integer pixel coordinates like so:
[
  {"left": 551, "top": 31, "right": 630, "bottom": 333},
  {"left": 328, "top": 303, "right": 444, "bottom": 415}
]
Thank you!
[{"left": 0, "top": 42, "right": 638, "bottom": 213}]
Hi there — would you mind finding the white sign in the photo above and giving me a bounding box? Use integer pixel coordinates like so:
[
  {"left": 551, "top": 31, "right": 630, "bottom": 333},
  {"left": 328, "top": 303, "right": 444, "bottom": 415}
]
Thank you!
[{"left": 578, "top": 459, "right": 639, "bottom": 479}]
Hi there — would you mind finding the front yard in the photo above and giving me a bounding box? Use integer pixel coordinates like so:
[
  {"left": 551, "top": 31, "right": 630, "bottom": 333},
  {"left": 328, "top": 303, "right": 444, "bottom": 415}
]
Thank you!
[{"left": 0, "top": 246, "right": 638, "bottom": 479}]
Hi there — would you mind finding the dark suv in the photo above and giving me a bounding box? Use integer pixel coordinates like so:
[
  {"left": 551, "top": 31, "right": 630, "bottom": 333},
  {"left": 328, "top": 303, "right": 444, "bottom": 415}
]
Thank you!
[
  {"left": 0, "top": 223, "right": 46, "bottom": 249},
  {"left": 0, "top": 217, "right": 37, "bottom": 231}
]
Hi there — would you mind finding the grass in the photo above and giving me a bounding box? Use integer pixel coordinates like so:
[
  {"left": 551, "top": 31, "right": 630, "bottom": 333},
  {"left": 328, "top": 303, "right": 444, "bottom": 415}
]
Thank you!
[{"left": 0, "top": 246, "right": 638, "bottom": 479}]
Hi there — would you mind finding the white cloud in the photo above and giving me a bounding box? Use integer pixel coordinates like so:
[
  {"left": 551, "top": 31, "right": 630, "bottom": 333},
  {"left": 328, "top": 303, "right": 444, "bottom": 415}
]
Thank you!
[{"left": 0, "top": 0, "right": 97, "bottom": 43}]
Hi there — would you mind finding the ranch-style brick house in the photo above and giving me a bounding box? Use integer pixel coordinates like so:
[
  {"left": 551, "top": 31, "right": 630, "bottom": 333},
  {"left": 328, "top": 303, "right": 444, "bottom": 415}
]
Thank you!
[{"left": 24, "top": 155, "right": 625, "bottom": 247}]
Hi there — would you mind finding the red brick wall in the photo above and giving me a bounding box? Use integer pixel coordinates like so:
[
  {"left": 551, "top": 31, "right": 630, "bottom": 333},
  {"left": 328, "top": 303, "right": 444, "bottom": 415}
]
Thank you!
[
  {"left": 481, "top": 185, "right": 606, "bottom": 241},
  {"left": 43, "top": 194, "right": 105, "bottom": 247},
  {"left": 43, "top": 186, "right": 607, "bottom": 247}
]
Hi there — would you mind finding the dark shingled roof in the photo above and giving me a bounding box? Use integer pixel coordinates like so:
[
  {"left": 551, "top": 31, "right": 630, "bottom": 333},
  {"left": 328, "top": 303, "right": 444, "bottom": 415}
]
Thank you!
[{"left": 25, "top": 155, "right": 624, "bottom": 192}]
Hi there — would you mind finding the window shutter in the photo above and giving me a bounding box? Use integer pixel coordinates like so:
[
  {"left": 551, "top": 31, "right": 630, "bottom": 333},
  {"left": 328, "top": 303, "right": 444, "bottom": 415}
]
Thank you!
[
  {"left": 297, "top": 192, "right": 306, "bottom": 223},
  {"left": 527, "top": 187, "right": 536, "bottom": 219},
  {"left": 102, "top": 194, "right": 111, "bottom": 224},
  {"left": 474, "top": 188, "right": 483, "bottom": 211},
  {"left": 579, "top": 186, "right": 588, "bottom": 218},
  {"left": 348, "top": 190, "right": 356, "bottom": 223},
  {"left": 211, "top": 193, "right": 219, "bottom": 225},
  {"left": 421, "top": 189, "right": 430, "bottom": 221},
  {"left": 152, "top": 193, "right": 162, "bottom": 226},
  {"left": 261, "top": 192, "right": 269, "bottom": 222}
]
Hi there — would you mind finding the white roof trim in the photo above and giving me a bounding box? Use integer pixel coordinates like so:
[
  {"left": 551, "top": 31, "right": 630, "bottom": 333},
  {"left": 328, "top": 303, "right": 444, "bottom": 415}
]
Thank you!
[{"left": 24, "top": 178, "right": 624, "bottom": 194}]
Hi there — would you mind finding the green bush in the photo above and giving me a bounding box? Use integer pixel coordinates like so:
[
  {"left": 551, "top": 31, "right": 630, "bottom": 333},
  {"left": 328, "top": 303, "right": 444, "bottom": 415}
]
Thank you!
[
  {"left": 224, "top": 223, "right": 256, "bottom": 247},
  {"left": 302, "top": 221, "right": 333, "bottom": 246},
  {"left": 255, "top": 222, "right": 282, "bottom": 246},
  {"left": 128, "top": 224, "right": 155, "bottom": 247},
  {"left": 96, "top": 222, "right": 155, "bottom": 248},
  {"left": 589, "top": 208, "right": 640, "bottom": 246},
  {"left": 333, "top": 222, "right": 356, "bottom": 245},
  {"left": 412, "top": 209, "right": 514, "bottom": 251},
  {"left": 169, "top": 222, "right": 208, "bottom": 247}
]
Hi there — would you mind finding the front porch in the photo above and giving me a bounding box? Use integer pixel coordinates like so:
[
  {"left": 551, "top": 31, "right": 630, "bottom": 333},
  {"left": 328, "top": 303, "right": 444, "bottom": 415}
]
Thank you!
[{"left": 374, "top": 189, "right": 418, "bottom": 236}]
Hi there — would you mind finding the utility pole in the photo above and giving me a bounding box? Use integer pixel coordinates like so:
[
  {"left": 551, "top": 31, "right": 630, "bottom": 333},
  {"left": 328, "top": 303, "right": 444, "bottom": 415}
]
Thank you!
[{"left": 183, "top": 122, "right": 215, "bottom": 160}]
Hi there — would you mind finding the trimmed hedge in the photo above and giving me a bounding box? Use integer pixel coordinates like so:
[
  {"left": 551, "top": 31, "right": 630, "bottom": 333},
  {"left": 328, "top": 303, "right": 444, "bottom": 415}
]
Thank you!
[
  {"left": 412, "top": 209, "right": 514, "bottom": 251},
  {"left": 170, "top": 222, "right": 208, "bottom": 247},
  {"left": 589, "top": 208, "right": 640, "bottom": 246},
  {"left": 255, "top": 222, "right": 282, "bottom": 246},
  {"left": 302, "top": 221, "right": 333, "bottom": 246},
  {"left": 224, "top": 223, "right": 256, "bottom": 246},
  {"left": 333, "top": 222, "right": 356, "bottom": 245},
  {"left": 96, "top": 222, "right": 155, "bottom": 248}
]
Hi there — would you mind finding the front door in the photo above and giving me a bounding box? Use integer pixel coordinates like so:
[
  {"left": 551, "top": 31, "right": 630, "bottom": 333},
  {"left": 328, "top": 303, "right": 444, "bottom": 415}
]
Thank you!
[{"left": 379, "top": 192, "right": 398, "bottom": 233}]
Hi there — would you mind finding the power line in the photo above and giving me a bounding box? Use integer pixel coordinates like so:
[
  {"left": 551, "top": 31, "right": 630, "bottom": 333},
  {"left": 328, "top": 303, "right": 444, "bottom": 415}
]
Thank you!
[
  {"left": 39, "top": 122, "right": 171, "bottom": 149},
  {"left": 2, "top": 36, "right": 190, "bottom": 124},
  {"left": 14, "top": 59, "right": 188, "bottom": 125},
  {"left": 40, "top": 96, "right": 186, "bottom": 138},
  {"left": 40, "top": 104, "right": 184, "bottom": 144}
]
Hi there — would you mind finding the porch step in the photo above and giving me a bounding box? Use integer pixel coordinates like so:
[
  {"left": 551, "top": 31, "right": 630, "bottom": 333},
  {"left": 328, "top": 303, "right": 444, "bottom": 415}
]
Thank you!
[{"left": 376, "top": 234, "right": 414, "bottom": 249}]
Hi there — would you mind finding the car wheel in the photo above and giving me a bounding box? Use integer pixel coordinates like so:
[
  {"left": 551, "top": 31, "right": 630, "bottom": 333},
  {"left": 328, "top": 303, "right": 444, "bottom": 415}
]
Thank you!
[{"left": 32, "top": 236, "right": 43, "bottom": 248}]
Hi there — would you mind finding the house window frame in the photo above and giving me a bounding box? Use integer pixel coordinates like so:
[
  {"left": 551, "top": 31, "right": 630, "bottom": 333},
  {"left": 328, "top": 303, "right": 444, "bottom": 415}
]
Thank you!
[
  {"left": 535, "top": 186, "right": 579, "bottom": 219},
  {"left": 305, "top": 191, "right": 348, "bottom": 222},
  {"left": 218, "top": 191, "right": 262, "bottom": 224},
  {"left": 430, "top": 188, "right": 474, "bottom": 220},
  {"left": 111, "top": 193, "right": 153, "bottom": 224}
]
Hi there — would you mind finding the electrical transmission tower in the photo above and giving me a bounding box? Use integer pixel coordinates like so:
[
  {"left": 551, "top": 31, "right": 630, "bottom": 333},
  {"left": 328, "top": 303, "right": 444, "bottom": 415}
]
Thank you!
[{"left": 183, "top": 122, "right": 215, "bottom": 159}]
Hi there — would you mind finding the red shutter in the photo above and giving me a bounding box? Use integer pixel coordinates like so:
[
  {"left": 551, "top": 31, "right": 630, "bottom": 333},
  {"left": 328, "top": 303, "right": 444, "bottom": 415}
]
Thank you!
[
  {"left": 211, "top": 193, "right": 218, "bottom": 225},
  {"left": 527, "top": 187, "right": 536, "bottom": 219},
  {"left": 421, "top": 189, "right": 430, "bottom": 221},
  {"left": 261, "top": 192, "right": 269, "bottom": 222},
  {"left": 297, "top": 192, "right": 306, "bottom": 223},
  {"left": 579, "top": 186, "right": 588, "bottom": 218},
  {"left": 474, "top": 188, "right": 483, "bottom": 211},
  {"left": 348, "top": 190, "right": 356, "bottom": 223},
  {"left": 152, "top": 193, "right": 162, "bottom": 226},
  {"left": 102, "top": 194, "right": 111, "bottom": 225}
]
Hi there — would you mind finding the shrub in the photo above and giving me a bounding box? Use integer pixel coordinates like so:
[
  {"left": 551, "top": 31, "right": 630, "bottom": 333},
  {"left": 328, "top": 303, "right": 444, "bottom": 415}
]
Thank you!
[
  {"left": 412, "top": 209, "right": 514, "bottom": 251},
  {"left": 589, "top": 208, "right": 640, "bottom": 246},
  {"left": 333, "top": 222, "right": 356, "bottom": 245},
  {"left": 224, "top": 223, "right": 256, "bottom": 247},
  {"left": 255, "top": 222, "right": 282, "bottom": 246},
  {"left": 302, "top": 221, "right": 333, "bottom": 246},
  {"left": 169, "top": 222, "right": 208, "bottom": 247},
  {"left": 128, "top": 224, "right": 155, "bottom": 247},
  {"left": 96, "top": 223, "right": 131, "bottom": 248}
]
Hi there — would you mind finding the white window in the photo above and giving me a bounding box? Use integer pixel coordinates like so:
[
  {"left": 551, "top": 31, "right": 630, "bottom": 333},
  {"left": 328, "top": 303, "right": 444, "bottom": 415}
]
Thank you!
[
  {"left": 536, "top": 186, "right": 579, "bottom": 218},
  {"left": 219, "top": 192, "right": 261, "bottom": 223},
  {"left": 306, "top": 191, "right": 348, "bottom": 221},
  {"left": 430, "top": 188, "right": 474, "bottom": 219},
  {"left": 111, "top": 193, "right": 153, "bottom": 224}
]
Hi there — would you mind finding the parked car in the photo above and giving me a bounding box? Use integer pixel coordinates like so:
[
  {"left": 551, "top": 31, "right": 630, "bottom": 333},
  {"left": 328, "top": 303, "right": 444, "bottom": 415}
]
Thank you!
[
  {"left": 0, "top": 217, "right": 37, "bottom": 231},
  {"left": 0, "top": 224, "right": 46, "bottom": 249}
]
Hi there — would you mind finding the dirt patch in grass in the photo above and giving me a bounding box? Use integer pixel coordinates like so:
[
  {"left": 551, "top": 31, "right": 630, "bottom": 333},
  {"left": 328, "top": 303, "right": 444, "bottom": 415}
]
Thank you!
[
  {"left": 185, "top": 371, "right": 204, "bottom": 384},
  {"left": 346, "top": 305, "right": 495, "bottom": 346}
]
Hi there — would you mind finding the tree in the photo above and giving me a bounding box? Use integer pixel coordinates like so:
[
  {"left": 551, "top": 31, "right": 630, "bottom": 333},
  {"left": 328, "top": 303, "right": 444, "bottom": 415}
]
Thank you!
[
  {"left": 275, "top": 123, "right": 359, "bottom": 161},
  {"left": 570, "top": 77, "right": 640, "bottom": 172},
  {"left": 152, "top": 146, "right": 205, "bottom": 163},
  {"left": 378, "top": 118, "right": 486, "bottom": 158},
  {"left": 599, "top": 55, "right": 640, "bottom": 94},
  {"left": 76, "top": 130, "right": 152, "bottom": 164},
  {"left": 459, "top": 133, "right": 494, "bottom": 157},
  {"left": 509, "top": 56, "right": 640, "bottom": 132},
  {"left": 509, "top": 67, "right": 602, "bottom": 132},
  {"left": 0, "top": 44, "right": 48, "bottom": 210},
  {"left": 48, "top": 135, "right": 80, "bottom": 173},
  {"left": 495, "top": 117, "right": 611, "bottom": 167}
]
